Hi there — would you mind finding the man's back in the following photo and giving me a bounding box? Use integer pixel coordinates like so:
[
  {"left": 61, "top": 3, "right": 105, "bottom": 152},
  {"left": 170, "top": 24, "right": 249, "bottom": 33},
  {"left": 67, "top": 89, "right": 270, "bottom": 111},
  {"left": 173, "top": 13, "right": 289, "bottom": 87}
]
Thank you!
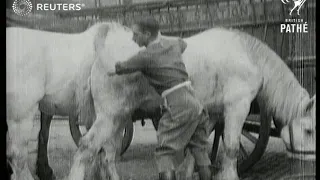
[{"left": 116, "top": 37, "right": 189, "bottom": 95}]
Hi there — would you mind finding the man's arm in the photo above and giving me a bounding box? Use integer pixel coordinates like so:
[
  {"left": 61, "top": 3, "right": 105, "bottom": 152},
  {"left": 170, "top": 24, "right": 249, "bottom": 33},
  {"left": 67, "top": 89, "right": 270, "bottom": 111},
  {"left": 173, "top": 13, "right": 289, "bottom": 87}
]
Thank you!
[{"left": 115, "top": 50, "right": 153, "bottom": 75}]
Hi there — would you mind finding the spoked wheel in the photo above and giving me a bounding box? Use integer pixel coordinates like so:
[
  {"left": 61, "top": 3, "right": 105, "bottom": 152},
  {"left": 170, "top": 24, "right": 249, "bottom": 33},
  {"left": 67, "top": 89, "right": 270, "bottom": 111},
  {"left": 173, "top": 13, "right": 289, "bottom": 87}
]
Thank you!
[
  {"left": 69, "top": 117, "right": 134, "bottom": 156},
  {"left": 120, "top": 120, "right": 134, "bottom": 155},
  {"left": 237, "top": 113, "right": 272, "bottom": 174},
  {"left": 210, "top": 112, "right": 272, "bottom": 175}
]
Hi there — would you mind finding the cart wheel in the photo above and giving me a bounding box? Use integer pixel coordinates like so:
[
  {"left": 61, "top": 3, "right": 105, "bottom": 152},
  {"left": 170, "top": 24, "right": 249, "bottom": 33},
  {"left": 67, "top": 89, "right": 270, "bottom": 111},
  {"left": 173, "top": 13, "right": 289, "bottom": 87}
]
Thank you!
[
  {"left": 151, "top": 118, "right": 160, "bottom": 131},
  {"left": 210, "top": 112, "right": 272, "bottom": 175},
  {"left": 69, "top": 117, "right": 134, "bottom": 156},
  {"left": 237, "top": 113, "right": 272, "bottom": 174},
  {"left": 120, "top": 120, "right": 134, "bottom": 155}
]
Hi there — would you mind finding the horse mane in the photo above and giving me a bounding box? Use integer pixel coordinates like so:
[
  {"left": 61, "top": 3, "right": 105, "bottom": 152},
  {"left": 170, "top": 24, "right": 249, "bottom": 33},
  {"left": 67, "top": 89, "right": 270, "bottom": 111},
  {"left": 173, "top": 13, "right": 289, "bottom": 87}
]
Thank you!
[{"left": 236, "top": 30, "right": 310, "bottom": 125}]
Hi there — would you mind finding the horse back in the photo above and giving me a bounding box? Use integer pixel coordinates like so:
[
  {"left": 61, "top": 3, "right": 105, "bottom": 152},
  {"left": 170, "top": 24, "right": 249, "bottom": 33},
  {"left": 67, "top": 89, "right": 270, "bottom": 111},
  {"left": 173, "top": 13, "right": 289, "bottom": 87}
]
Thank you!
[{"left": 179, "top": 28, "right": 265, "bottom": 110}]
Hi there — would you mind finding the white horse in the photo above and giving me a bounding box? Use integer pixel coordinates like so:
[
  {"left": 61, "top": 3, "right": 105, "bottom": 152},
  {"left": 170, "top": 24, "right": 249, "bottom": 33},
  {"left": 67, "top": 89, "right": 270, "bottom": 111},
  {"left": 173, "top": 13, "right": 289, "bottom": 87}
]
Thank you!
[
  {"left": 67, "top": 22, "right": 315, "bottom": 180},
  {"left": 6, "top": 22, "right": 142, "bottom": 180}
]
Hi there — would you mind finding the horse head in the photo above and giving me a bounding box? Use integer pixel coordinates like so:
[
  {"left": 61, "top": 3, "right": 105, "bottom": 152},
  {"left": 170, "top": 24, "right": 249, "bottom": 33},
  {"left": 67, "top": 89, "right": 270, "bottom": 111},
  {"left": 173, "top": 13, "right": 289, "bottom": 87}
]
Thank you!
[{"left": 280, "top": 94, "right": 316, "bottom": 160}]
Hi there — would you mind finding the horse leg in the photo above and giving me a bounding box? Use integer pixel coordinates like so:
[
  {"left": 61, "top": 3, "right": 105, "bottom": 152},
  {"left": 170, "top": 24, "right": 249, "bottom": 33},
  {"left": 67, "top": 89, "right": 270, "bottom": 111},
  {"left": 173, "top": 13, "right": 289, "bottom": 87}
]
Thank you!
[
  {"left": 215, "top": 98, "right": 251, "bottom": 180},
  {"left": 36, "top": 112, "right": 55, "bottom": 180},
  {"left": 68, "top": 113, "right": 124, "bottom": 180},
  {"left": 7, "top": 104, "right": 39, "bottom": 180},
  {"left": 102, "top": 125, "right": 124, "bottom": 179}
]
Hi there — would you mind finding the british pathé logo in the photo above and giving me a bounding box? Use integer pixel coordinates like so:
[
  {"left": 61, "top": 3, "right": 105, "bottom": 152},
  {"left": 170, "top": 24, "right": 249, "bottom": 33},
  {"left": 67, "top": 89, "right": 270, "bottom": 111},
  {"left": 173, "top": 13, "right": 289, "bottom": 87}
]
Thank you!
[
  {"left": 281, "top": 0, "right": 307, "bottom": 16},
  {"left": 280, "top": 0, "right": 308, "bottom": 33},
  {"left": 12, "top": 0, "right": 33, "bottom": 16},
  {"left": 280, "top": 19, "right": 308, "bottom": 33}
]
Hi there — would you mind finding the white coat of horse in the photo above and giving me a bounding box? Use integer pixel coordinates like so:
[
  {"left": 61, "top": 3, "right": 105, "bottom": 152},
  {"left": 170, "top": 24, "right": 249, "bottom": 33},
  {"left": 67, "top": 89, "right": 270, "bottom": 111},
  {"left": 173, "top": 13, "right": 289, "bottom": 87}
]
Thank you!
[{"left": 6, "top": 23, "right": 143, "bottom": 180}]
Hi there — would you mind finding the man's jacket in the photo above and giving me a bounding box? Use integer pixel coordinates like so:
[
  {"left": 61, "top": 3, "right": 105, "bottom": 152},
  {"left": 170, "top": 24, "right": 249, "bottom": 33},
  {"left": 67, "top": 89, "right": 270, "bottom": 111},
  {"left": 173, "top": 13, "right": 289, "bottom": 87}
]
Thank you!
[{"left": 116, "top": 36, "right": 189, "bottom": 95}]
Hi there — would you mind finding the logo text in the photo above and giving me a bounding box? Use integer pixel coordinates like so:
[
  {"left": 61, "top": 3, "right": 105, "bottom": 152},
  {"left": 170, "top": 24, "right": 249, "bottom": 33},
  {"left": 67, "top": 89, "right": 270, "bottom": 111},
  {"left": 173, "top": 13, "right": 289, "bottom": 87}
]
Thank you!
[{"left": 36, "top": 3, "right": 84, "bottom": 11}]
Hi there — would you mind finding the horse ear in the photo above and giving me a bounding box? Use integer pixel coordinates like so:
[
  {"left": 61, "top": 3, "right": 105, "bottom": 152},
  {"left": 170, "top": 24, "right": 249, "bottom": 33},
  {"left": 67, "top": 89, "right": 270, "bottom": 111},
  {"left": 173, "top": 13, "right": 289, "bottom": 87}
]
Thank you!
[{"left": 305, "top": 95, "right": 316, "bottom": 113}]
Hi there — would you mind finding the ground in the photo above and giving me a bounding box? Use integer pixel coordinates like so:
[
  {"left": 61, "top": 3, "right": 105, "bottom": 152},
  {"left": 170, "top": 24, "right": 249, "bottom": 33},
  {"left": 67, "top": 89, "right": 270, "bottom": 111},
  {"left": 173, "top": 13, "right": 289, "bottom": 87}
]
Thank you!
[{"left": 28, "top": 118, "right": 315, "bottom": 180}]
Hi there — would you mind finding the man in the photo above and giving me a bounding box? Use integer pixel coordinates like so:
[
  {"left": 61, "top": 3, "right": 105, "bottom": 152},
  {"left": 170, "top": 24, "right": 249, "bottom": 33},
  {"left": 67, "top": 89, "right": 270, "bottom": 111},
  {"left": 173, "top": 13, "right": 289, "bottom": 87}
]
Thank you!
[{"left": 110, "top": 17, "right": 212, "bottom": 180}]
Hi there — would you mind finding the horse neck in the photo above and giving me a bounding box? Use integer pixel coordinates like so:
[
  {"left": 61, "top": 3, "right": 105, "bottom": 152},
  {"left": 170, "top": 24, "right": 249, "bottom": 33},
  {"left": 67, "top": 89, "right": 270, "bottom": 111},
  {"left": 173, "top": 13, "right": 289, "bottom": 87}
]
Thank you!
[
  {"left": 259, "top": 82, "right": 310, "bottom": 127},
  {"left": 248, "top": 39, "right": 311, "bottom": 126}
]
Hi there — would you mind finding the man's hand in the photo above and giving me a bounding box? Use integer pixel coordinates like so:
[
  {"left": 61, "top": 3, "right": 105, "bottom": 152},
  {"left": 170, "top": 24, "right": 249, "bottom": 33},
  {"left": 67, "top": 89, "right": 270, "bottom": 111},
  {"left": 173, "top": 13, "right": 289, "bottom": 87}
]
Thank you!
[{"left": 107, "top": 62, "right": 122, "bottom": 76}]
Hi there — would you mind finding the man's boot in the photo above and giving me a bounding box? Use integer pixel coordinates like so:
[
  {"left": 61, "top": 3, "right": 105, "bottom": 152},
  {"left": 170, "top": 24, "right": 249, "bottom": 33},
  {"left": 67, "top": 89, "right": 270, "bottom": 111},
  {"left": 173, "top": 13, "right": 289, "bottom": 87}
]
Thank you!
[
  {"left": 159, "top": 170, "right": 176, "bottom": 180},
  {"left": 198, "top": 165, "right": 212, "bottom": 180}
]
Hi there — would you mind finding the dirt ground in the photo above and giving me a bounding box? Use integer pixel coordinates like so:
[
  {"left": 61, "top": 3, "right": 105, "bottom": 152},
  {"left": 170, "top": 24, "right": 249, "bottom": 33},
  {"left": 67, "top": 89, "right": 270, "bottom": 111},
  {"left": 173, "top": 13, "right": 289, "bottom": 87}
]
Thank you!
[{"left": 27, "top": 119, "right": 316, "bottom": 180}]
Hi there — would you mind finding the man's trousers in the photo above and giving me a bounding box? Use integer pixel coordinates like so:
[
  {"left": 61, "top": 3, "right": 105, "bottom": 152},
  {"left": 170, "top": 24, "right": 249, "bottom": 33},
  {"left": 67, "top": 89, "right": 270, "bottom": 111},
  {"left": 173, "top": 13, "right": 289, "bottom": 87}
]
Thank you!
[{"left": 155, "top": 87, "right": 212, "bottom": 172}]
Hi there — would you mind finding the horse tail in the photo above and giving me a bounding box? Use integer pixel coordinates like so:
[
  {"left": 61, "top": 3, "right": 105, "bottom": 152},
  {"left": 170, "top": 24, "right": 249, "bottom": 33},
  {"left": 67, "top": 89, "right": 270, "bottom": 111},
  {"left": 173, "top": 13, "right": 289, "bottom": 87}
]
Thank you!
[
  {"left": 93, "top": 24, "right": 110, "bottom": 54},
  {"left": 73, "top": 24, "right": 110, "bottom": 126}
]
